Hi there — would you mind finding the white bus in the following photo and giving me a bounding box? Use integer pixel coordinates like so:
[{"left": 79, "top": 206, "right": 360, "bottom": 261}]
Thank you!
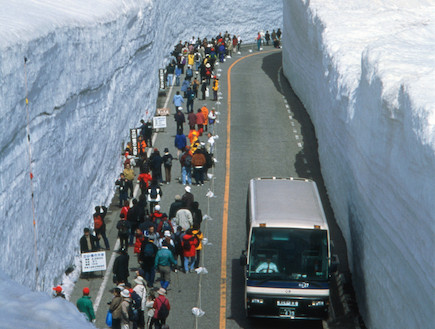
[{"left": 240, "top": 177, "right": 334, "bottom": 320}]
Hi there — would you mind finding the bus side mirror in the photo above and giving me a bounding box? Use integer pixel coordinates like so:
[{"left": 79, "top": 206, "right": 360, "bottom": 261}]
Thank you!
[
  {"left": 330, "top": 254, "right": 339, "bottom": 273},
  {"left": 240, "top": 250, "right": 247, "bottom": 266}
]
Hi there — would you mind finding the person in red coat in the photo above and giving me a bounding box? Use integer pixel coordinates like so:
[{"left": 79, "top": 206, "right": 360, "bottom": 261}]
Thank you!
[
  {"left": 182, "top": 229, "right": 198, "bottom": 273},
  {"left": 195, "top": 109, "right": 205, "bottom": 136},
  {"left": 151, "top": 288, "right": 170, "bottom": 328}
]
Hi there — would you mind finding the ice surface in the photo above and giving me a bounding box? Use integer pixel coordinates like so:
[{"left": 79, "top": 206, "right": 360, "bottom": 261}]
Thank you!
[
  {"left": 0, "top": 0, "right": 282, "bottom": 326},
  {"left": 282, "top": 1, "right": 435, "bottom": 328}
]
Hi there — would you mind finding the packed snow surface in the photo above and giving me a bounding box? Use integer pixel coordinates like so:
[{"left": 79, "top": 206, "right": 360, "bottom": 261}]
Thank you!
[
  {"left": 282, "top": 1, "right": 435, "bottom": 328},
  {"left": 0, "top": 0, "right": 282, "bottom": 326}
]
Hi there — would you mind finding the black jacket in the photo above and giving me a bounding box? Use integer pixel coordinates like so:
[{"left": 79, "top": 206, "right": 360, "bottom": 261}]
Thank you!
[
  {"left": 113, "top": 253, "right": 130, "bottom": 282},
  {"left": 80, "top": 234, "right": 98, "bottom": 253},
  {"left": 169, "top": 200, "right": 184, "bottom": 219}
]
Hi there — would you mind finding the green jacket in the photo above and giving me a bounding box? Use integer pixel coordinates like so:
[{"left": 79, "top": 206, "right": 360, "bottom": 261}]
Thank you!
[
  {"left": 155, "top": 248, "right": 177, "bottom": 268},
  {"left": 77, "top": 295, "right": 95, "bottom": 321}
]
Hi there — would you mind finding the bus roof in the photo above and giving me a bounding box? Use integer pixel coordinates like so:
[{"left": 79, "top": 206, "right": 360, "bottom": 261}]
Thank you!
[{"left": 249, "top": 177, "right": 328, "bottom": 230}]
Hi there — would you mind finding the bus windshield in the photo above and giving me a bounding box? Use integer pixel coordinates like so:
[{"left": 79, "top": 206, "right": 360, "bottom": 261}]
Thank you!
[{"left": 248, "top": 227, "right": 329, "bottom": 281}]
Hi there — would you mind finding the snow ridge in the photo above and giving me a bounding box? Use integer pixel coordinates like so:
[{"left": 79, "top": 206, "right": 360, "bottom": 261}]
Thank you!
[{"left": 282, "top": 1, "right": 435, "bottom": 328}]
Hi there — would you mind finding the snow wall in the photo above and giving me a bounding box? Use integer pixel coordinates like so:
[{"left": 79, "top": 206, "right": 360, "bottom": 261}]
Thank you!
[
  {"left": 282, "top": 1, "right": 435, "bottom": 328},
  {"left": 0, "top": 0, "right": 282, "bottom": 324}
]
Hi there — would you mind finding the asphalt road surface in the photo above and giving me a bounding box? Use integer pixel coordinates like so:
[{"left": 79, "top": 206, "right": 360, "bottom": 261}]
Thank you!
[{"left": 70, "top": 45, "right": 358, "bottom": 329}]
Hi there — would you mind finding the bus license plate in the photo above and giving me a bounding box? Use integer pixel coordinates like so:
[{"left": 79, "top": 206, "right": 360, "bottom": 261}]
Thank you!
[
  {"left": 279, "top": 308, "right": 295, "bottom": 318},
  {"left": 277, "top": 300, "right": 298, "bottom": 307}
]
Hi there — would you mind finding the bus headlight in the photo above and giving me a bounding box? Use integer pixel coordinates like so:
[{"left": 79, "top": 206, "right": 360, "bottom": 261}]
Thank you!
[
  {"left": 251, "top": 298, "right": 264, "bottom": 304},
  {"left": 310, "top": 300, "right": 325, "bottom": 307}
]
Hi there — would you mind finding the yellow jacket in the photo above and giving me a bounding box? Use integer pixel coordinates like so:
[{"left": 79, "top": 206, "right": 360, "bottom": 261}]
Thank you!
[
  {"left": 192, "top": 229, "right": 204, "bottom": 250},
  {"left": 212, "top": 79, "right": 219, "bottom": 91}
]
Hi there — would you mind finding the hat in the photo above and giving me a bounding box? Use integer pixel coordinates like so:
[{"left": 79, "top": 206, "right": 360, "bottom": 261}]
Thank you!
[
  {"left": 164, "top": 230, "right": 171, "bottom": 237},
  {"left": 83, "top": 287, "right": 90, "bottom": 295},
  {"left": 178, "top": 106, "right": 183, "bottom": 110},
  {"left": 121, "top": 289, "right": 130, "bottom": 298},
  {"left": 185, "top": 186, "right": 191, "bottom": 193},
  {"left": 175, "top": 194, "right": 181, "bottom": 201},
  {"left": 155, "top": 205, "right": 161, "bottom": 211},
  {"left": 53, "top": 286, "right": 62, "bottom": 293},
  {"left": 164, "top": 147, "right": 169, "bottom": 153},
  {"left": 157, "top": 287, "right": 166, "bottom": 295},
  {"left": 134, "top": 276, "right": 145, "bottom": 285}
]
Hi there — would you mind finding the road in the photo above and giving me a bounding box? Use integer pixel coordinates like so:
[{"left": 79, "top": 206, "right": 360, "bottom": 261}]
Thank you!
[{"left": 70, "top": 45, "right": 358, "bottom": 329}]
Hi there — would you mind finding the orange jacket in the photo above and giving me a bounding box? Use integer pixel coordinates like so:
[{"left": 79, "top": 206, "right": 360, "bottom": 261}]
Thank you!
[{"left": 201, "top": 106, "right": 209, "bottom": 125}]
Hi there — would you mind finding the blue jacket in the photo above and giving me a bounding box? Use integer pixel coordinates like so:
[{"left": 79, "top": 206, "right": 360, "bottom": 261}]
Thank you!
[
  {"left": 173, "top": 94, "right": 184, "bottom": 107},
  {"left": 174, "top": 134, "right": 187, "bottom": 150}
]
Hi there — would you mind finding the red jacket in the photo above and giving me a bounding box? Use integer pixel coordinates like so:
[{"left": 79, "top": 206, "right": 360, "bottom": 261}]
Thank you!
[
  {"left": 134, "top": 235, "right": 144, "bottom": 254},
  {"left": 153, "top": 295, "right": 170, "bottom": 319},
  {"left": 182, "top": 233, "right": 197, "bottom": 257},
  {"left": 121, "top": 206, "right": 129, "bottom": 220},
  {"left": 138, "top": 173, "right": 152, "bottom": 188}
]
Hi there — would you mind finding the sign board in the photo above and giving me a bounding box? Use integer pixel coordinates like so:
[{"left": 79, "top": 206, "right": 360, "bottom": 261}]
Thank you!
[
  {"left": 159, "top": 68, "right": 166, "bottom": 90},
  {"left": 130, "top": 128, "right": 141, "bottom": 156},
  {"left": 153, "top": 116, "right": 167, "bottom": 129},
  {"left": 156, "top": 108, "right": 170, "bottom": 116},
  {"left": 82, "top": 251, "right": 107, "bottom": 272}
]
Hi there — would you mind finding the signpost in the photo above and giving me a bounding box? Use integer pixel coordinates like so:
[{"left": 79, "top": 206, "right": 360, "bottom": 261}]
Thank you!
[
  {"left": 156, "top": 108, "right": 170, "bottom": 116},
  {"left": 153, "top": 116, "right": 167, "bottom": 130},
  {"left": 81, "top": 251, "right": 107, "bottom": 273},
  {"left": 130, "top": 128, "right": 141, "bottom": 156},
  {"left": 159, "top": 68, "right": 166, "bottom": 90}
]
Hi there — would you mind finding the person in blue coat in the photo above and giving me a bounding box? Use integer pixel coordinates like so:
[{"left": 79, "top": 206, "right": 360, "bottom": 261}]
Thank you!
[
  {"left": 172, "top": 91, "right": 184, "bottom": 113},
  {"left": 174, "top": 130, "right": 187, "bottom": 157}
]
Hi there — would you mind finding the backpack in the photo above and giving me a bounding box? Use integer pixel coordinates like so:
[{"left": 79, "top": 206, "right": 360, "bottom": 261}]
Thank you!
[
  {"left": 157, "top": 299, "right": 169, "bottom": 319},
  {"left": 194, "top": 53, "right": 200, "bottom": 62},
  {"left": 139, "top": 178, "right": 147, "bottom": 191},
  {"left": 183, "top": 237, "right": 193, "bottom": 251},
  {"left": 142, "top": 243, "right": 155, "bottom": 257},
  {"left": 149, "top": 187, "right": 158, "bottom": 200},
  {"left": 161, "top": 220, "right": 172, "bottom": 233},
  {"left": 184, "top": 154, "right": 192, "bottom": 167},
  {"left": 130, "top": 290, "right": 142, "bottom": 311},
  {"left": 119, "top": 221, "right": 129, "bottom": 236},
  {"left": 165, "top": 156, "right": 172, "bottom": 167},
  {"left": 94, "top": 215, "right": 103, "bottom": 230}
]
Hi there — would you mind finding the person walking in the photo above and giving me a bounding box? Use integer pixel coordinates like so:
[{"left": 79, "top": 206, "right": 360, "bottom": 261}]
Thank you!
[
  {"left": 120, "top": 289, "right": 131, "bottom": 329},
  {"left": 174, "top": 130, "right": 187, "bottom": 158},
  {"left": 208, "top": 108, "right": 217, "bottom": 134},
  {"left": 76, "top": 287, "right": 95, "bottom": 322},
  {"left": 93, "top": 205, "right": 110, "bottom": 250},
  {"left": 147, "top": 179, "right": 162, "bottom": 213},
  {"left": 115, "top": 173, "right": 128, "bottom": 208},
  {"left": 113, "top": 248, "right": 130, "bottom": 285},
  {"left": 195, "top": 109, "right": 204, "bottom": 136},
  {"left": 117, "top": 214, "right": 130, "bottom": 250},
  {"left": 140, "top": 236, "right": 158, "bottom": 288},
  {"left": 191, "top": 149, "right": 206, "bottom": 185},
  {"left": 123, "top": 163, "right": 135, "bottom": 198},
  {"left": 192, "top": 224, "right": 204, "bottom": 268},
  {"left": 151, "top": 288, "right": 170, "bottom": 329},
  {"left": 182, "top": 185, "right": 194, "bottom": 211},
  {"left": 144, "top": 120, "right": 153, "bottom": 148},
  {"left": 186, "top": 87, "right": 195, "bottom": 113},
  {"left": 172, "top": 91, "right": 184, "bottom": 113},
  {"left": 200, "top": 79, "right": 207, "bottom": 100},
  {"left": 149, "top": 148, "right": 163, "bottom": 184},
  {"left": 174, "top": 108, "right": 185, "bottom": 133},
  {"left": 180, "top": 147, "right": 193, "bottom": 186},
  {"left": 265, "top": 30, "right": 270, "bottom": 46},
  {"left": 162, "top": 148, "right": 173, "bottom": 184},
  {"left": 154, "top": 241, "right": 177, "bottom": 290},
  {"left": 187, "top": 111, "right": 197, "bottom": 130},
  {"left": 201, "top": 105, "right": 209, "bottom": 132},
  {"left": 212, "top": 77, "right": 219, "bottom": 101},
  {"left": 182, "top": 229, "right": 198, "bottom": 273},
  {"left": 109, "top": 288, "right": 123, "bottom": 329},
  {"left": 256, "top": 32, "right": 262, "bottom": 51}
]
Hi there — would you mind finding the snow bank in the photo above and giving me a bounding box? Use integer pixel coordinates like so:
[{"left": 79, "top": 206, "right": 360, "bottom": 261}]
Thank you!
[
  {"left": 282, "top": 1, "right": 435, "bottom": 328},
  {"left": 0, "top": 271, "right": 93, "bottom": 329},
  {"left": 0, "top": 0, "right": 282, "bottom": 325}
]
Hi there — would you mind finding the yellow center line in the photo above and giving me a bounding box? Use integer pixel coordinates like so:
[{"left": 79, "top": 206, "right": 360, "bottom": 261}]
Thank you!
[{"left": 219, "top": 49, "right": 280, "bottom": 329}]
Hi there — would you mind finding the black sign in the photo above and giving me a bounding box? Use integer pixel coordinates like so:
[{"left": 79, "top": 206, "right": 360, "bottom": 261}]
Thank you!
[
  {"left": 159, "top": 68, "right": 166, "bottom": 90},
  {"left": 130, "top": 128, "right": 139, "bottom": 156}
]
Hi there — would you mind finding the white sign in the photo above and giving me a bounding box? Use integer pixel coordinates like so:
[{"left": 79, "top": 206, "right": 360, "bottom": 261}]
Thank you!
[
  {"left": 82, "top": 251, "right": 107, "bottom": 272},
  {"left": 153, "top": 116, "right": 167, "bottom": 129}
]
